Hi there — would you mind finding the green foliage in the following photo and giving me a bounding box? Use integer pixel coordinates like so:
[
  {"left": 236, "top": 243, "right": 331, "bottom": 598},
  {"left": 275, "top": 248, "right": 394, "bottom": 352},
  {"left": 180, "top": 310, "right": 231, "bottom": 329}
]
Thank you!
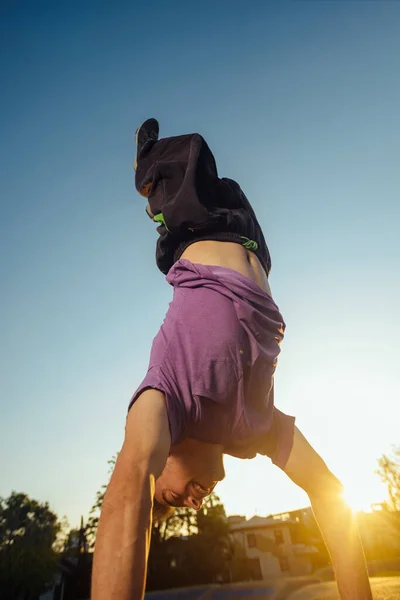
[
  {"left": 377, "top": 446, "right": 400, "bottom": 511},
  {"left": 147, "top": 504, "right": 198, "bottom": 589},
  {"left": 53, "top": 515, "right": 71, "bottom": 554},
  {"left": 0, "top": 492, "right": 60, "bottom": 600},
  {"left": 193, "top": 494, "right": 232, "bottom": 580},
  {"left": 228, "top": 541, "right": 253, "bottom": 582},
  {"left": 147, "top": 493, "right": 235, "bottom": 589}
]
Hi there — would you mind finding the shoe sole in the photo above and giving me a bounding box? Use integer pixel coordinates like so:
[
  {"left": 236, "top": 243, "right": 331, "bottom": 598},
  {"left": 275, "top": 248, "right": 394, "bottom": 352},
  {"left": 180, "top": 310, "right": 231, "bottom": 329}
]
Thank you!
[
  {"left": 133, "top": 118, "right": 159, "bottom": 172},
  {"left": 134, "top": 121, "right": 154, "bottom": 196}
]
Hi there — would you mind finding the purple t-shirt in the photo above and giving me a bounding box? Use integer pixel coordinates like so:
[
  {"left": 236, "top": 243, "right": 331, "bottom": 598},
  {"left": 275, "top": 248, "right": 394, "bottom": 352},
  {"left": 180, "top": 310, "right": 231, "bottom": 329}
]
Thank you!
[{"left": 130, "top": 259, "right": 295, "bottom": 469}]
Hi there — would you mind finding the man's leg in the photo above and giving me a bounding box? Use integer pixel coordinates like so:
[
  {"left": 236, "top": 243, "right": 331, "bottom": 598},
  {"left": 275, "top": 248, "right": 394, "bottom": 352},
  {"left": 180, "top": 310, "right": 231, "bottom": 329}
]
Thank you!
[{"left": 283, "top": 427, "right": 373, "bottom": 600}]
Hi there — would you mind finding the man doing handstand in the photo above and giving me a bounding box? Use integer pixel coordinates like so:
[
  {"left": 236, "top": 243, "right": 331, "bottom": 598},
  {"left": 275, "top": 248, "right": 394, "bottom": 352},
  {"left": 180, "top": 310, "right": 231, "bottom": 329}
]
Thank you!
[{"left": 92, "top": 119, "right": 373, "bottom": 600}]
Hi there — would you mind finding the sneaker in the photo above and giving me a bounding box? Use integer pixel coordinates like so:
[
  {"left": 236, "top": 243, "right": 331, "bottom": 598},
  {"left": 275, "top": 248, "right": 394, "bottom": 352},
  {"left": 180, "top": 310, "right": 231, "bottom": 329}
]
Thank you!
[{"left": 133, "top": 118, "right": 159, "bottom": 171}]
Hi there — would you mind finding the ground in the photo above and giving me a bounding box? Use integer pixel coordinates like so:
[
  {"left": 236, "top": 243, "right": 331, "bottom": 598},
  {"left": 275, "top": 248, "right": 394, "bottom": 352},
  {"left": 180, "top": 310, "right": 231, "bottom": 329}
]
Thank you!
[
  {"left": 286, "top": 576, "right": 400, "bottom": 600},
  {"left": 144, "top": 576, "right": 400, "bottom": 599}
]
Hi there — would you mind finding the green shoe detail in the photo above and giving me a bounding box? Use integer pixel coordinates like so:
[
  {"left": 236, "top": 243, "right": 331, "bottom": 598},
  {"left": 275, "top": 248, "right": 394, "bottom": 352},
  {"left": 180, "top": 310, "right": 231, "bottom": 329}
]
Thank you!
[
  {"left": 153, "top": 212, "right": 170, "bottom": 232},
  {"left": 241, "top": 236, "right": 258, "bottom": 251}
]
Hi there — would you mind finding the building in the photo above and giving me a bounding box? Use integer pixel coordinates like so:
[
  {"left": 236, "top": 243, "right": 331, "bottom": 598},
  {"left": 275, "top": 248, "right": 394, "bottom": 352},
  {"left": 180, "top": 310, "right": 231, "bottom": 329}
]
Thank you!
[{"left": 228, "top": 511, "right": 318, "bottom": 581}]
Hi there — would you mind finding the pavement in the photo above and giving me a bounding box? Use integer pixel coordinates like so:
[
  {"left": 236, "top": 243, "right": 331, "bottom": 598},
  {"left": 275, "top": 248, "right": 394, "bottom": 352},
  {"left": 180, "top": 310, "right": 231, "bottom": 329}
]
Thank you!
[
  {"left": 146, "top": 577, "right": 320, "bottom": 600},
  {"left": 285, "top": 576, "right": 400, "bottom": 600},
  {"left": 145, "top": 576, "right": 400, "bottom": 600}
]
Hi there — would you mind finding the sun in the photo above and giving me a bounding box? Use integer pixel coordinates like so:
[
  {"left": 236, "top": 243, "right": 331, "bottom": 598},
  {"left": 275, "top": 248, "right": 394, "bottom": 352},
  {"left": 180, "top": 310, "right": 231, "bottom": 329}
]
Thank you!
[
  {"left": 342, "top": 482, "right": 387, "bottom": 514},
  {"left": 343, "top": 488, "right": 374, "bottom": 513}
]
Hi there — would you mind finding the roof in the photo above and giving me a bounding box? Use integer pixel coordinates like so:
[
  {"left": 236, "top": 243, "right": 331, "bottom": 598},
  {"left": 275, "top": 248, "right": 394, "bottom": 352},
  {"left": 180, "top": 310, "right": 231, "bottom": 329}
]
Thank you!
[{"left": 229, "top": 515, "right": 295, "bottom": 532}]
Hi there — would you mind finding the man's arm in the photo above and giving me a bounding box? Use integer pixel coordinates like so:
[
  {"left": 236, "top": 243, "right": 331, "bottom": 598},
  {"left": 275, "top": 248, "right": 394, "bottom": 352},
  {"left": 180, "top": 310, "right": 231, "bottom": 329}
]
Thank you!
[
  {"left": 284, "top": 427, "right": 372, "bottom": 600},
  {"left": 91, "top": 389, "right": 170, "bottom": 600}
]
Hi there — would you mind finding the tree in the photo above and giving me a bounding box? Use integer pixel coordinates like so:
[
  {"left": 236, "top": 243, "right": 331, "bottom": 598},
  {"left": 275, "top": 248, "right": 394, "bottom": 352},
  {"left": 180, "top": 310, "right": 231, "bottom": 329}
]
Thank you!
[
  {"left": 0, "top": 492, "right": 60, "bottom": 600},
  {"left": 147, "top": 505, "right": 197, "bottom": 590},
  {"left": 59, "top": 518, "right": 91, "bottom": 600},
  {"left": 377, "top": 446, "right": 400, "bottom": 511},
  {"left": 53, "top": 515, "right": 71, "bottom": 554},
  {"left": 147, "top": 493, "right": 234, "bottom": 589},
  {"left": 192, "top": 493, "right": 233, "bottom": 582},
  {"left": 228, "top": 541, "right": 253, "bottom": 583}
]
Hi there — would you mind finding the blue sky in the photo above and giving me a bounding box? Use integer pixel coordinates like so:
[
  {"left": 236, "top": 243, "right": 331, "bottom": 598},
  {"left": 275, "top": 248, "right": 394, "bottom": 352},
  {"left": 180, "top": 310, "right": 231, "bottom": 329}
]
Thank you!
[{"left": 1, "top": 0, "right": 399, "bottom": 527}]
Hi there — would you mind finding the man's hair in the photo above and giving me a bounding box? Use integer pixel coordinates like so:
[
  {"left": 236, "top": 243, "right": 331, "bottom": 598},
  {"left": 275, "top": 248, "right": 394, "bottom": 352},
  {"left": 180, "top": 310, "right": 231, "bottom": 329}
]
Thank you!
[{"left": 153, "top": 499, "right": 175, "bottom": 524}]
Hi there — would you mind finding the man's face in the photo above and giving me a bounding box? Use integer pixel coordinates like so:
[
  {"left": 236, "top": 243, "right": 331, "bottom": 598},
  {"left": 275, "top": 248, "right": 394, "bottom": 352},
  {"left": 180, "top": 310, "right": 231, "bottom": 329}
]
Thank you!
[{"left": 154, "top": 439, "right": 225, "bottom": 510}]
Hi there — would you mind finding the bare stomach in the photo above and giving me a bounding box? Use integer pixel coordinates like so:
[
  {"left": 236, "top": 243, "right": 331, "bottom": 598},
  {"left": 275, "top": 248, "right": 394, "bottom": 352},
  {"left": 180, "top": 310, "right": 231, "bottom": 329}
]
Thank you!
[{"left": 180, "top": 241, "right": 272, "bottom": 296}]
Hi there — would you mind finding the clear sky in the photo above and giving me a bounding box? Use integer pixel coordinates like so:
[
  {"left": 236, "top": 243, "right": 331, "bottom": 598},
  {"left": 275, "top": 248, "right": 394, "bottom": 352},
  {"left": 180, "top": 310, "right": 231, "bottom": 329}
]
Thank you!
[{"left": 1, "top": 0, "right": 399, "bottom": 528}]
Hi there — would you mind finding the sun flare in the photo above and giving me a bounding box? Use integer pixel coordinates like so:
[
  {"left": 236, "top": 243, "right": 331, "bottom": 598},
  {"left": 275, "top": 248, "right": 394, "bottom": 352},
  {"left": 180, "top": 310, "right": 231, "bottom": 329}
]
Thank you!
[{"left": 342, "top": 485, "right": 385, "bottom": 514}]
